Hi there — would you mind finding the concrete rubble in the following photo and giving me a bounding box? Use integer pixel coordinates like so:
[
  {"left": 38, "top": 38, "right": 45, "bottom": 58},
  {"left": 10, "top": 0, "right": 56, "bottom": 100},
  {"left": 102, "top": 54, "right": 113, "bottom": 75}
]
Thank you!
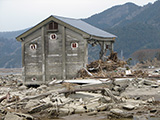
[{"left": 0, "top": 70, "right": 160, "bottom": 120}]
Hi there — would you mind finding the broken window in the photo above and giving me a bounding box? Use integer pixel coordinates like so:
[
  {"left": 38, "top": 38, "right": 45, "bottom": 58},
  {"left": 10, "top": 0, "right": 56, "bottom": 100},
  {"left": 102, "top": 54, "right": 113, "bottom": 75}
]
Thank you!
[
  {"left": 49, "top": 33, "right": 57, "bottom": 40},
  {"left": 106, "top": 44, "right": 109, "bottom": 49},
  {"left": 71, "top": 42, "right": 78, "bottom": 49},
  {"left": 49, "top": 22, "right": 53, "bottom": 29},
  {"left": 54, "top": 22, "right": 58, "bottom": 29},
  {"left": 30, "top": 43, "right": 37, "bottom": 50},
  {"left": 48, "top": 22, "right": 58, "bottom": 30}
]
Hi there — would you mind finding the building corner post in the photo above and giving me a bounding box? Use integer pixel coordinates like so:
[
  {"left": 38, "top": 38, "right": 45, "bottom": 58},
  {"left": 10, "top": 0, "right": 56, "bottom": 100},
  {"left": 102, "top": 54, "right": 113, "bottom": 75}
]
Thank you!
[
  {"left": 110, "top": 42, "right": 114, "bottom": 53},
  {"left": 42, "top": 26, "right": 46, "bottom": 83},
  {"left": 21, "top": 42, "right": 25, "bottom": 84},
  {"left": 99, "top": 41, "right": 105, "bottom": 61},
  {"left": 84, "top": 39, "right": 88, "bottom": 67},
  {"left": 62, "top": 26, "right": 66, "bottom": 80}
]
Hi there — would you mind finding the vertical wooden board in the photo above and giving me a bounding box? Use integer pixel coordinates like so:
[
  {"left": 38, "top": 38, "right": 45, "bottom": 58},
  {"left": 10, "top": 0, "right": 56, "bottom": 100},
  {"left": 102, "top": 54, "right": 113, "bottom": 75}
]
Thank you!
[
  {"left": 66, "top": 63, "right": 83, "bottom": 79},
  {"left": 66, "top": 28, "right": 84, "bottom": 41},
  {"left": 83, "top": 38, "right": 88, "bottom": 67},
  {"left": 25, "top": 75, "right": 43, "bottom": 84},
  {"left": 45, "top": 24, "right": 64, "bottom": 81},
  {"left": 45, "top": 63, "right": 63, "bottom": 81},
  {"left": 62, "top": 26, "right": 66, "bottom": 80},
  {"left": 24, "top": 37, "right": 42, "bottom": 64},
  {"left": 46, "top": 56, "right": 62, "bottom": 63},
  {"left": 46, "top": 62, "right": 62, "bottom": 74},
  {"left": 65, "top": 28, "right": 86, "bottom": 79},
  {"left": 23, "top": 28, "right": 41, "bottom": 43},
  {"left": 46, "top": 34, "right": 62, "bottom": 54},
  {"left": 24, "top": 32, "right": 42, "bottom": 83},
  {"left": 46, "top": 75, "right": 62, "bottom": 82},
  {"left": 41, "top": 26, "right": 46, "bottom": 83},
  {"left": 25, "top": 65, "right": 42, "bottom": 75},
  {"left": 23, "top": 29, "right": 43, "bottom": 83}
]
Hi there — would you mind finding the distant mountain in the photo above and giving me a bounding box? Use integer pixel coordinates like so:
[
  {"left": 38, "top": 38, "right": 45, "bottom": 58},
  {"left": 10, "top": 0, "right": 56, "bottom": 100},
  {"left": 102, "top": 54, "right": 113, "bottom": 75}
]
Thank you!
[
  {"left": 84, "top": 0, "right": 160, "bottom": 60},
  {"left": 0, "top": 29, "right": 28, "bottom": 68},
  {"left": 0, "top": 0, "right": 160, "bottom": 68},
  {"left": 0, "top": 29, "right": 28, "bottom": 39},
  {"left": 83, "top": 2, "right": 142, "bottom": 29}
]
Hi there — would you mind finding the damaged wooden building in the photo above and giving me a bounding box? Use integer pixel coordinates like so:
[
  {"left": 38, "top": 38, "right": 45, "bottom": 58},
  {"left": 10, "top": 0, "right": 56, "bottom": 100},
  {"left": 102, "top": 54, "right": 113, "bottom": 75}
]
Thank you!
[{"left": 16, "top": 15, "right": 116, "bottom": 84}]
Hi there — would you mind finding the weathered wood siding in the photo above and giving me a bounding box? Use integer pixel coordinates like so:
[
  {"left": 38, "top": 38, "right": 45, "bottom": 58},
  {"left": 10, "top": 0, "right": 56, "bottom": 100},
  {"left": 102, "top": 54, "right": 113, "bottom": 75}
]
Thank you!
[
  {"left": 23, "top": 28, "right": 43, "bottom": 84},
  {"left": 23, "top": 21, "right": 88, "bottom": 84},
  {"left": 45, "top": 24, "right": 63, "bottom": 81},
  {"left": 65, "top": 28, "right": 86, "bottom": 79}
]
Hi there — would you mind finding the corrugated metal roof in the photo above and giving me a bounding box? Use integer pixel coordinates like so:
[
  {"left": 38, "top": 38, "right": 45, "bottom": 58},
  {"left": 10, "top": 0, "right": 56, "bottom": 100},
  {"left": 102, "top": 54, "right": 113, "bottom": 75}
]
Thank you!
[{"left": 53, "top": 15, "right": 116, "bottom": 38}]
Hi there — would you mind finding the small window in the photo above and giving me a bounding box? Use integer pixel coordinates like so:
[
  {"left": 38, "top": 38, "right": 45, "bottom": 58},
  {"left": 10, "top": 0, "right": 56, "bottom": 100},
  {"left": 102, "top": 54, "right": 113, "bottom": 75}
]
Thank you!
[
  {"left": 49, "top": 33, "right": 57, "bottom": 40},
  {"left": 48, "top": 22, "right": 58, "bottom": 30},
  {"left": 31, "top": 77, "right": 37, "bottom": 81},
  {"left": 71, "top": 42, "right": 78, "bottom": 49},
  {"left": 30, "top": 43, "right": 37, "bottom": 50},
  {"left": 54, "top": 22, "right": 58, "bottom": 29},
  {"left": 49, "top": 22, "right": 53, "bottom": 29},
  {"left": 106, "top": 44, "right": 109, "bottom": 49}
]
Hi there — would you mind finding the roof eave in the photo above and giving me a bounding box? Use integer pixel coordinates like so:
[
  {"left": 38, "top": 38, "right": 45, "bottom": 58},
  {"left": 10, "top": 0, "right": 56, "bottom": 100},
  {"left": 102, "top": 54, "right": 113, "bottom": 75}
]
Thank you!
[
  {"left": 16, "top": 15, "right": 54, "bottom": 42},
  {"left": 86, "top": 35, "right": 117, "bottom": 42},
  {"left": 16, "top": 15, "right": 117, "bottom": 42}
]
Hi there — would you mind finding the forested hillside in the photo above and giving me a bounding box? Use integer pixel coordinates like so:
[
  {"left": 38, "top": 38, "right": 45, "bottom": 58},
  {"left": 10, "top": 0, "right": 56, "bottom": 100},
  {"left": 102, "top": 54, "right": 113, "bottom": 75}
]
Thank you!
[
  {"left": 0, "top": 0, "right": 160, "bottom": 68},
  {"left": 84, "top": 0, "right": 160, "bottom": 61},
  {"left": 0, "top": 29, "right": 27, "bottom": 68}
]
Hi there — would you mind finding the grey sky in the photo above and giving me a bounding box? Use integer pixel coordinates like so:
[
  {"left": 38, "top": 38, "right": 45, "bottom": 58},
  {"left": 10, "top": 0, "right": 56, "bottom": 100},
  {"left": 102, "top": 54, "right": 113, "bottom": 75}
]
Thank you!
[{"left": 0, "top": 0, "right": 157, "bottom": 31}]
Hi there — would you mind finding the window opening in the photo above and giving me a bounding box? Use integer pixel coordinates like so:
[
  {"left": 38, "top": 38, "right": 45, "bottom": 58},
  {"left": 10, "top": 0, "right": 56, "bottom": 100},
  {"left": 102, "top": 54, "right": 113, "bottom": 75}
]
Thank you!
[
  {"left": 54, "top": 22, "right": 58, "bottom": 29},
  {"left": 49, "top": 22, "right": 53, "bottom": 29},
  {"left": 50, "top": 33, "right": 57, "bottom": 40},
  {"left": 30, "top": 44, "right": 37, "bottom": 50},
  {"left": 71, "top": 42, "right": 78, "bottom": 49},
  {"left": 31, "top": 77, "right": 37, "bottom": 81},
  {"left": 106, "top": 44, "right": 109, "bottom": 49},
  {"left": 48, "top": 22, "right": 58, "bottom": 30}
]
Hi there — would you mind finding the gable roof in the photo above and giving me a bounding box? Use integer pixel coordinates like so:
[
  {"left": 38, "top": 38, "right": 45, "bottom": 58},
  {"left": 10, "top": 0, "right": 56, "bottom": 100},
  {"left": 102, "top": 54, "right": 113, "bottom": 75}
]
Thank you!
[
  {"left": 53, "top": 15, "right": 116, "bottom": 38},
  {"left": 16, "top": 15, "right": 116, "bottom": 41}
]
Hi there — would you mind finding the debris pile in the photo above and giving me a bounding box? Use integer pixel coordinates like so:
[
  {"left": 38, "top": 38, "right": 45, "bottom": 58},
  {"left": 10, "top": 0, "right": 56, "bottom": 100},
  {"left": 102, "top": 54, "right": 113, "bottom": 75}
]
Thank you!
[
  {"left": 78, "top": 52, "right": 127, "bottom": 78},
  {"left": 0, "top": 74, "right": 160, "bottom": 120},
  {"left": 131, "top": 70, "right": 149, "bottom": 78},
  {"left": 78, "top": 52, "right": 151, "bottom": 78},
  {"left": 134, "top": 58, "right": 160, "bottom": 69}
]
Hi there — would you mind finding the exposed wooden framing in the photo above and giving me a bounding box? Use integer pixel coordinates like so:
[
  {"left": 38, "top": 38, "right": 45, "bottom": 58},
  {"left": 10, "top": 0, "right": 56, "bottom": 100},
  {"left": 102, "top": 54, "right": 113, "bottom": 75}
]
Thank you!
[
  {"left": 87, "top": 39, "right": 114, "bottom": 61},
  {"left": 90, "top": 36, "right": 116, "bottom": 42},
  {"left": 110, "top": 42, "right": 114, "bottom": 52},
  {"left": 84, "top": 39, "right": 88, "bottom": 67},
  {"left": 21, "top": 42, "right": 26, "bottom": 84},
  {"left": 41, "top": 26, "right": 46, "bottom": 83},
  {"left": 62, "top": 26, "right": 66, "bottom": 80},
  {"left": 99, "top": 41, "right": 105, "bottom": 61}
]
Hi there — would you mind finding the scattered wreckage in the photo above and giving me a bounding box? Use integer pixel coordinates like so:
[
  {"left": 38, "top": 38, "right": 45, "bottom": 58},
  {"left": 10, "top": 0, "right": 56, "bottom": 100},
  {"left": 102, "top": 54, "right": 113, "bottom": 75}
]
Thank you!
[
  {"left": 0, "top": 53, "right": 160, "bottom": 120},
  {"left": 0, "top": 73, "right": 160, "bottom": 120}
]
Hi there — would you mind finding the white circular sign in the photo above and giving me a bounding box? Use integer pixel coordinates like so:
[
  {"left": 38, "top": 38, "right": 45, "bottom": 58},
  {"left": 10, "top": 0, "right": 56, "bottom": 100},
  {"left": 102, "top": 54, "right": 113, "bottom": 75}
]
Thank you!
[
  {"left": 30, "top": 44, "right": 37, "bottom": 50},
  {"left": 50, "top": 33, "right": 57, "bottom": 40}
]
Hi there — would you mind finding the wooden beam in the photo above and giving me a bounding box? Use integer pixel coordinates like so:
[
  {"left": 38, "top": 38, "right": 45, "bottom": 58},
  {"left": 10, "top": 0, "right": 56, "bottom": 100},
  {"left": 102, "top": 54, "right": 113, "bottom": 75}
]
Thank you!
[
  {"left": 62, "top": 26, "right": 66, "bottom": 80},
  {"left": 99, "top": 41, "right": 105, "bottom": 61},
  {"left": 21, "top": 42, "right": 26, "bottom": 84},
  {"left": 84, "top": 39, "right": 88, "bottom": 67},
  {"left": 109, "top": 42, "right": 114, "bottom": 54},
  {"left": 41, "top": 26, "right": 46, "bottom": 83}
]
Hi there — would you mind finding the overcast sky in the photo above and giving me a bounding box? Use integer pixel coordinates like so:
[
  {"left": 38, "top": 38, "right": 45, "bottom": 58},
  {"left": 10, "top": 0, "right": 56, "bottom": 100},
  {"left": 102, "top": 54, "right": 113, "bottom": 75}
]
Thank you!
[{"left": 0, "top": 0, "right": 157, "bottom": 32}]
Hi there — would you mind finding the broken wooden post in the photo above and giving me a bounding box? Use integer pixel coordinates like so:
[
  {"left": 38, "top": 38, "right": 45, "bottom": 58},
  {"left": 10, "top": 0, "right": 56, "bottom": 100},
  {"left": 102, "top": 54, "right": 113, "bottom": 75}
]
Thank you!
[{"left": 99, "top": 41, "right": 105, "bottom": 61}]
